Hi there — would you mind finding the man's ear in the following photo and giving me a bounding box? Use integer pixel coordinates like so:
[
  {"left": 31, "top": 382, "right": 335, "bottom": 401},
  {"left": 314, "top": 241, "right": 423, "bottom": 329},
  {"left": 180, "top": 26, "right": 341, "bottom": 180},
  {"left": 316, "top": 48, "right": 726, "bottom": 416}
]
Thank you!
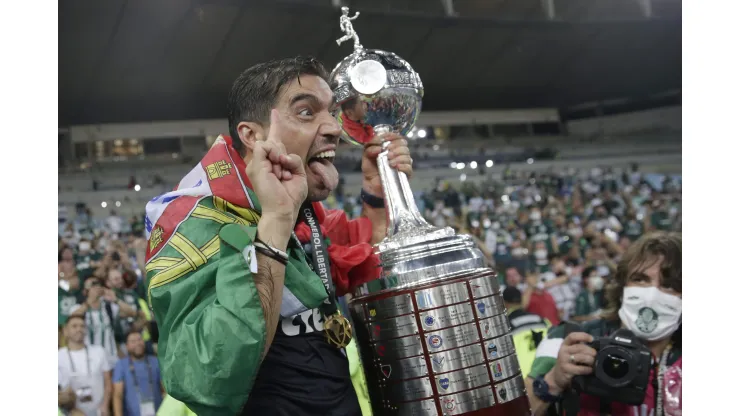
[{"left": 236, "top": 121, "right": 266, "bottom": 151}]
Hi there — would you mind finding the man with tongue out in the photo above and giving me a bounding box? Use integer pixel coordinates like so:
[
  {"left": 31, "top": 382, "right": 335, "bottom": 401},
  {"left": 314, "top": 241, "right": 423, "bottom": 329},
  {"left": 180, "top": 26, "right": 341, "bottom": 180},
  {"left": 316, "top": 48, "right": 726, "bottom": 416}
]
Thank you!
[{"left": 144, "top": 56, "right": 413, "bottom": 416}]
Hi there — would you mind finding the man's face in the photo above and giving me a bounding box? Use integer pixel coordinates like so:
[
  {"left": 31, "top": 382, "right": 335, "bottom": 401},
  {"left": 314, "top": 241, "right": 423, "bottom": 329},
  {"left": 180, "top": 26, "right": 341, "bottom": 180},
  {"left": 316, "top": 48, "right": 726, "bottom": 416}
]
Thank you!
[
  {"left": 107, "top": 270, "right": 123, "bottom": 289},
  {"left": 85, "top": 279, "right": 103, "bottom": 299},
  {"left": 126, "top": 332, "right": 146, "bottom": 358},
  {"left": 345, "top": 99, "right": 367, "bottom": 122},
  {"left": 505, "top": 268, "right": 522, "bottom": 286},
  {"left": 619, "top": 236, "right": 631, "bottom": 250},
  {"left": 64, "top": 317, "right": 86, "bottom": 344},
  {"left": 245, "top": 75, "right": 342, "bottom": 202},
  {"left": 61, "top": 249, "right": 74, "bottom": 261}
]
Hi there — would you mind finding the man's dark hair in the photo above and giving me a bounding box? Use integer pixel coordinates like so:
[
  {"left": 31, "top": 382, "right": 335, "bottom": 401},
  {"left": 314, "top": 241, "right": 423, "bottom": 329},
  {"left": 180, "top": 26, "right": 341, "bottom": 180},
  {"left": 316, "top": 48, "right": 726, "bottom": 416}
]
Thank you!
[
  {"left": 340, "top": 96, "right": 358, "bottom": 112},
  {"left": 502, "top": 286, "right": 522, "bottom": 304},
  {"left": 582, "top": 266, "right": 596, "bottom": 279},
  {"left": 227, "top": 56, "right": 330, "bottom": 157},
  {"left": 125, "top": 329, "right": 143, "bottom": 343}
]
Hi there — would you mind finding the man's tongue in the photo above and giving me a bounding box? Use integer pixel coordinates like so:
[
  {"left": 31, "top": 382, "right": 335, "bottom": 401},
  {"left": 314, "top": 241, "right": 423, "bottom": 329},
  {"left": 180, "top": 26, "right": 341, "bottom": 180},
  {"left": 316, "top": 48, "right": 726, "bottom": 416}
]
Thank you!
[{"left": 308, "top": 159, "right": 339, "bottom": 191}]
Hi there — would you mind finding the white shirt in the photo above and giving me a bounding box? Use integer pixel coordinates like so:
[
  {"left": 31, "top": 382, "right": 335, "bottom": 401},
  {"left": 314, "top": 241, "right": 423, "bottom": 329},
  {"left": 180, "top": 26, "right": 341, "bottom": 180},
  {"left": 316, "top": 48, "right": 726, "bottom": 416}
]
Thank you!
[
  {"left": 70, "top": 302, "right": 121, "bottom": 367},
  {"left": 542, "top": 272, "right": 577, "bottom": 320},
  {"left": 106, "top": 215, "right": 124, "bottom": 233},
  {"left": 58, "top": 346, "right": 111, "bottom": 416}
]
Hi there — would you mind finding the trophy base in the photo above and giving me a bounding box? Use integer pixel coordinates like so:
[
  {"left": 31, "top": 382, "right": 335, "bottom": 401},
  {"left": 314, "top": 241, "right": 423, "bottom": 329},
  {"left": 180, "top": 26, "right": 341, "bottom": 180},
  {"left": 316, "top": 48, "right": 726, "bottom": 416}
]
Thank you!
[{"left": 350, "top": 269, "right": 531, "bottom": 416}]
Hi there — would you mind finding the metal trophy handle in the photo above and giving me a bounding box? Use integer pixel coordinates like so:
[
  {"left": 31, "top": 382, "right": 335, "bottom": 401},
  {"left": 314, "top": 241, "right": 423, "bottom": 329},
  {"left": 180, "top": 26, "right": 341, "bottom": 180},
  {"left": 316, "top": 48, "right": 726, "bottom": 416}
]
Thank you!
[{"left": 374, "top": 125, "right": 435, "bottom": 238}]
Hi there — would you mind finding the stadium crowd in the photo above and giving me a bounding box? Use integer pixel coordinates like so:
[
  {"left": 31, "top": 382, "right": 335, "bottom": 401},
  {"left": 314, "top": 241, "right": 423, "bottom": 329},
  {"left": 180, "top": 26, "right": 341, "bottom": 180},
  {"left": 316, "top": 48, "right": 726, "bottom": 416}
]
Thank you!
[{"left": 57, "top": 162, "right": 680, "bottom": 416}]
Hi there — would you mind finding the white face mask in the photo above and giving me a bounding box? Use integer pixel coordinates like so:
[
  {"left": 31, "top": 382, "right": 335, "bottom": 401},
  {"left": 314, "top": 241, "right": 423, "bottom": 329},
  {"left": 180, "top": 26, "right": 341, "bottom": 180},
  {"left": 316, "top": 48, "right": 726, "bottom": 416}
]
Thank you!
[
  {"left": 534, "top": 249, "right": 548, "bottom": 260},
  {"left": 588, "top": 276, "right": 605, "bottom": 291},
  {"left": 619, "top": 286, "right": 682, "bottom": 341},
  {"left": 530, "top": 211, "right": 542, "bottom": 221},
  {"left": 78, "top": 242, "right": 91, "bottom": 252}
]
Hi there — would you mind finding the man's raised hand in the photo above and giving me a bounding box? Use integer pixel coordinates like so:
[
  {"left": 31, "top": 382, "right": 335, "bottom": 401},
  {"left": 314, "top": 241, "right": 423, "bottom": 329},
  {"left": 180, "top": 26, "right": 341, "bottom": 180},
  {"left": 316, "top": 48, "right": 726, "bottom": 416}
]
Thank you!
[{"left": 246, "top": 109, "right": 308, "bottom": 225}]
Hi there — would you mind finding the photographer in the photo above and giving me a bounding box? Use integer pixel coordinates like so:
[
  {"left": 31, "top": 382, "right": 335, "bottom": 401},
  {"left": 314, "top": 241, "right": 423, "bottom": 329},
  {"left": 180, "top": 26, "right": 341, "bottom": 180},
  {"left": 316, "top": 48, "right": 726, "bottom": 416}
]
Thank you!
[{"left": 526, "top": 232, "right": 682, "bottom": 416}]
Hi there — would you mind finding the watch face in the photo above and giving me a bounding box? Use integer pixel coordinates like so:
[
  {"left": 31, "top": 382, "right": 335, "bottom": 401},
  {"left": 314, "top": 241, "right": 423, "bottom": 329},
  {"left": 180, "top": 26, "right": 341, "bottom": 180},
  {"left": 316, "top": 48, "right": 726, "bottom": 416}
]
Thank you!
[
  {"left": 534, "top": 377, "right": 547, "bottom": 394},
  {"left": 534, "top": 377, "right": 556, "bottom": 402}
]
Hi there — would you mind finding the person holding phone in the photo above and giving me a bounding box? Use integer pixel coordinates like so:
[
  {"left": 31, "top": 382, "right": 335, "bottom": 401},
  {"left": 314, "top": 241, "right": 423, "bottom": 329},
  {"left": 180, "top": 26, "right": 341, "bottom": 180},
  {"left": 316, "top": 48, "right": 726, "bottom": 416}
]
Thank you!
[{"left": 69, "top": 278, "right": 138, "bottom": 367}]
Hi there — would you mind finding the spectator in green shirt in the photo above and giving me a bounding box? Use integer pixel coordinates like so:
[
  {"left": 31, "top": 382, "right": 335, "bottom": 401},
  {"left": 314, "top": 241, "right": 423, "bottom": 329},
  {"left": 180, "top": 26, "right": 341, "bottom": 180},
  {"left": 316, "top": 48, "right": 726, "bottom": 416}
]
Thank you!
[
  {"left": 649, "top": 199, "right": 673, "bottom": 231},
  {"left": 571, "top": 266, "right": 605, "bottom": 321}
]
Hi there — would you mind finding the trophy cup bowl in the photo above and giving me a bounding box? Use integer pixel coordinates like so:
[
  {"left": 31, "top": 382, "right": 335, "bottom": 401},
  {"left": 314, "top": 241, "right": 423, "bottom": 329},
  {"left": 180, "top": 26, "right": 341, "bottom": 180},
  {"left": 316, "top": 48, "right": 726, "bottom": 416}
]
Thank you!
[
  {"left": 330, "top": 9, "right": 531, "bottom": 415},
  {"left": 332, "top": 48, "right": 423, "bottom": 143}
]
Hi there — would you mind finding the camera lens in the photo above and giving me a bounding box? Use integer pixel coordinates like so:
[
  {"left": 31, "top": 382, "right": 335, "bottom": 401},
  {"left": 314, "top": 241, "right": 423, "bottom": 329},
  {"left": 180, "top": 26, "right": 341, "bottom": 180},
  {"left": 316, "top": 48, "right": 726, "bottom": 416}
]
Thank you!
[{"left": 602, "top": 353, "right": 630, "bottom": 380}]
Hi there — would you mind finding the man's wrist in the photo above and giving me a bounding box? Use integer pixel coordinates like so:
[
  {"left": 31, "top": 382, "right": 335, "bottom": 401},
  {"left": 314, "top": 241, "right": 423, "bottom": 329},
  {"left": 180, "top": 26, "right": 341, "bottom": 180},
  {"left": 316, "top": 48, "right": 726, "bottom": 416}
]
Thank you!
[
  {"left": 258, "top": 214, "right": 293, "bottom": 252},
  {"left": 361, "top": 179, "right": 383, "bottom": 199},
  {"left": 543, "top": 370, "right": 563, "bottom": 396}
]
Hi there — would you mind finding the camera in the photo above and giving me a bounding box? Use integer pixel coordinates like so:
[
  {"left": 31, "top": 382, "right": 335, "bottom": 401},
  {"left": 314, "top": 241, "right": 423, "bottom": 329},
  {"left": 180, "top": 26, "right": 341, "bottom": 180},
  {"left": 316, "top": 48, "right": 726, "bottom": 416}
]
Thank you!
[{"left": 570, "top": 326, "right": 652, "bottom": 405}]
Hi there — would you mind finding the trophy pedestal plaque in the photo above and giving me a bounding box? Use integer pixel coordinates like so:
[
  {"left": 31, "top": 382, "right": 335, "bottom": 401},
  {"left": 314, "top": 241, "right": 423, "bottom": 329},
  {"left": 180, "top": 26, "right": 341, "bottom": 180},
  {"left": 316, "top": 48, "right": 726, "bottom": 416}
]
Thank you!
[{"left": 330, "top": 8, "right": 531, "bottom": 415}]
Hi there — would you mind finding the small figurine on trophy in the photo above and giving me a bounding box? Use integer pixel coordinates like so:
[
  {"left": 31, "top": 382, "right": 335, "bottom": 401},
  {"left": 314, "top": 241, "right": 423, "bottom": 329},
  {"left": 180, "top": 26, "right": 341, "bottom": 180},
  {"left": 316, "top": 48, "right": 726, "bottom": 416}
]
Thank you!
[{"left": 336, "top": 7, "right": 361, "bottom": 49}]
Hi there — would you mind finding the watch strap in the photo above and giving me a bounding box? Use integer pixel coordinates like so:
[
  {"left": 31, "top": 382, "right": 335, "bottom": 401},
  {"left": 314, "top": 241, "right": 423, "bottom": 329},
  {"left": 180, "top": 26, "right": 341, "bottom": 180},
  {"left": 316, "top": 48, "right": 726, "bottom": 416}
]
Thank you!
[
  {"left": 360, "top": 188, "right": 385, "bottom": 209},
  {"left": 533, "top": 375, "right": 562, "bottom": 403}
]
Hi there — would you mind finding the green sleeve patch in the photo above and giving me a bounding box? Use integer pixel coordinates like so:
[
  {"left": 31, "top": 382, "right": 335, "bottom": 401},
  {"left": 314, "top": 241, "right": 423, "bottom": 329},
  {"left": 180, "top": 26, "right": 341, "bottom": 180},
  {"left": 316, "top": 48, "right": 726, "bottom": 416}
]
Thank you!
[{"left": 529, "top": 357, "right": 557, "bottom": 379}]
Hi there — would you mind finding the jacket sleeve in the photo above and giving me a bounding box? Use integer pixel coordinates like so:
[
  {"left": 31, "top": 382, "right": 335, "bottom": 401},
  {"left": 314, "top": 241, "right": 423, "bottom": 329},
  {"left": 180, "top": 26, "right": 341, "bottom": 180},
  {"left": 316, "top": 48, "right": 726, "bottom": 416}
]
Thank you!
[{"left": 149, "top": 224, "right": 265, "bottom": 416}]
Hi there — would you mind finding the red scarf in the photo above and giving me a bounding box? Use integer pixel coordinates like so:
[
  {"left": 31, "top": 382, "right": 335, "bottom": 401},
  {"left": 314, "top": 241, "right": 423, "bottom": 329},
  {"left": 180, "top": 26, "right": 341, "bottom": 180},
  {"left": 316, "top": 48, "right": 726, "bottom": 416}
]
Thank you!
[{"left": 224, "top": 136, "right": 380, "bottom": 295}]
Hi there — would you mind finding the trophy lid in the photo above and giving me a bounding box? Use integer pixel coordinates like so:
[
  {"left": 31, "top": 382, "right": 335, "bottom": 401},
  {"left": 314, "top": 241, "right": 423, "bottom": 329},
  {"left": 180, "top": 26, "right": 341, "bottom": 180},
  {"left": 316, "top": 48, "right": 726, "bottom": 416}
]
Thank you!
[{"left": 329, "top": 7, "right": 423, "bottom": 145}]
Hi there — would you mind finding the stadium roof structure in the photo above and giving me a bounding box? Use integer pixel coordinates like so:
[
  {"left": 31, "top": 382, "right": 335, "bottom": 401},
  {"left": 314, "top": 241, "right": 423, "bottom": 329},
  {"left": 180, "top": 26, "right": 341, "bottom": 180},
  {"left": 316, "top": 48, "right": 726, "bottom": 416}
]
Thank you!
[{"left": 59, "top": 0, "right": 681, "bottom": 126}]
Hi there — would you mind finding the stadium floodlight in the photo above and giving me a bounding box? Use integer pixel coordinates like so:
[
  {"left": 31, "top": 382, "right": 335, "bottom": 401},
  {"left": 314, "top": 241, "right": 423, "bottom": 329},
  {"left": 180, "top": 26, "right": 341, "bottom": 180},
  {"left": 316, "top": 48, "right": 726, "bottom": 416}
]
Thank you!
[
  {"left": 101, "top": 202, "right": 107, "bottom": 208},
  {"left": 470, "top": 161, "right": 478, "bottom": 169},
  {"left": 486, "top": 160, "right": 493, "bottom": 167},
  {"left": 417, "top": 129, "right": 427, "bottom": 138},
  {"left": 134, "top": 184, "right": 141, "bottom": 192}
]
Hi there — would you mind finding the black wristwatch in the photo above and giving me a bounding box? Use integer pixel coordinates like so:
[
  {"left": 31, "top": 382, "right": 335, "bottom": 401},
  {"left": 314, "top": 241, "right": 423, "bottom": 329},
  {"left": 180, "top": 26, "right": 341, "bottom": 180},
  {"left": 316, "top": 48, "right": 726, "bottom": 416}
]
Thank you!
[
  {"left": 533, "top": 375, "right": 562, "bottom": 403},
  {"left": 360, "top": 188, "right": 385, "bottom": 209}
]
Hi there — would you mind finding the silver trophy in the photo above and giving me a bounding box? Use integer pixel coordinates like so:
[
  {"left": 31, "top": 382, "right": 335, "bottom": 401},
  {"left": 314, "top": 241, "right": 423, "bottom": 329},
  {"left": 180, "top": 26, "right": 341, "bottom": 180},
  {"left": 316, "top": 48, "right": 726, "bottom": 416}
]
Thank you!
[{"left": 330, "top": 8, "right": 530, "bottom": 416}]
